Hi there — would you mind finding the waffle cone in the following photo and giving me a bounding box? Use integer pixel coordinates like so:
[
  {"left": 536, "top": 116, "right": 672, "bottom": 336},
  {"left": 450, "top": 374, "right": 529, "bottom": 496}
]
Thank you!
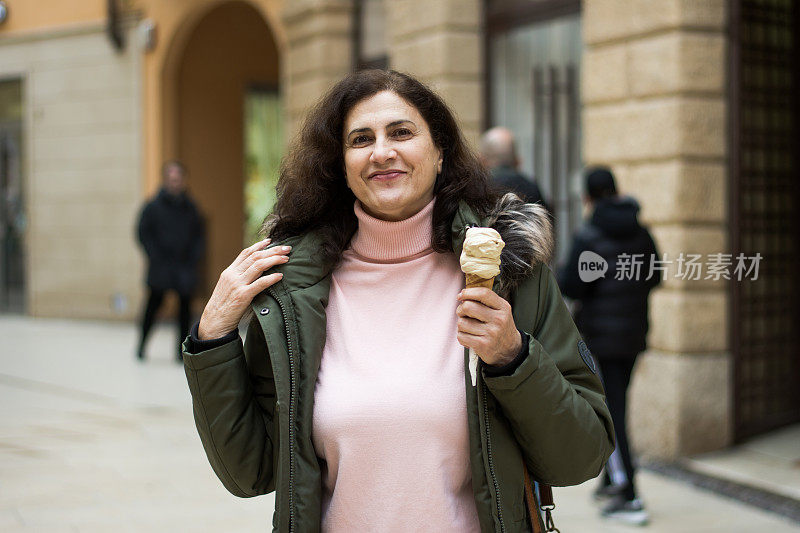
[{"left": 465, "top": 273, "right": 495, "bottom": 290}]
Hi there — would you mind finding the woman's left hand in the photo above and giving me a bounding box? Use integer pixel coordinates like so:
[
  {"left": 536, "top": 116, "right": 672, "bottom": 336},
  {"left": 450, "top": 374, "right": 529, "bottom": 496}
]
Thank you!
[{"left": 456, "top": 288, "right": 523, "bottom": 367}]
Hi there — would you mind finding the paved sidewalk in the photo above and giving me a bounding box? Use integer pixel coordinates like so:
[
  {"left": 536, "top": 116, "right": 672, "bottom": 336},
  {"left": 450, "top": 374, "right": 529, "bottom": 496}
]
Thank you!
[
  {"left": 1, "top": 316, "right": 798, "bottom": 532},
  {"left": 685, "top": 424, "right": 800, "bottom": 502}
]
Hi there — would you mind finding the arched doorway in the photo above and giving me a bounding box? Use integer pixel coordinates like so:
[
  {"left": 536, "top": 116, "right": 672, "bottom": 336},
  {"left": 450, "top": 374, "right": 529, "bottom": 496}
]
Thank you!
[{"left": 168, "top": 1, "right": 280, "bottom": 299}]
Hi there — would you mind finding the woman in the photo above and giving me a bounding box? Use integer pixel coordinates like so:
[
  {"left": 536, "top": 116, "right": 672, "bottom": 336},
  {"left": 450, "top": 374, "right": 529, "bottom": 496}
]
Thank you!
[{"left": 183, "top": 70, "right": 614, "bottom": 532}]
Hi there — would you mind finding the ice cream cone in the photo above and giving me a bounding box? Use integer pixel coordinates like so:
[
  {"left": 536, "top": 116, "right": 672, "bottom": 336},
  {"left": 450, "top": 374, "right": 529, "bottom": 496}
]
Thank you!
[
  {"left": 465, "top": 273, "right": 495, "bottom": 290},
  {"left": 459, "top": 227, "right": 505, "bottom": 387}
]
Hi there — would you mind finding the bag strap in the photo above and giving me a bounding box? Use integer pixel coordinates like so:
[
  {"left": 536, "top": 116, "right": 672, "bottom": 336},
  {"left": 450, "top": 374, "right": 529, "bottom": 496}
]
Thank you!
[
  {"left": 523, "top": 463, "right": 559, "bottom": 533},
  {"left": 522, "top": 466, "right": 542, "bottom": 533}
]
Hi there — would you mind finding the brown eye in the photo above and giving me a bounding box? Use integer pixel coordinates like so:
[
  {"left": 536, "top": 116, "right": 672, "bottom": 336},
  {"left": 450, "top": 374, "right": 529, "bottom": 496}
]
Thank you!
[
  {"left": 349, "top": 134, "right": 372, "bottom": 147},
  {"left": 392, "top": 128, "right": 413, "bottom": 138}
]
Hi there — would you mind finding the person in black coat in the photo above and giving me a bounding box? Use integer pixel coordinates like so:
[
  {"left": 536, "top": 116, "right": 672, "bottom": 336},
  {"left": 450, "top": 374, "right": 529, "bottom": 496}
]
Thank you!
[
  {"left": 558, "top": 167, "right": 659, "bottom": 525},
  {"left": 136, "top": 161, "right": 205, "bottom": 362},
  {"left": 479, "top": 127, "right": 550, "bottom": 212}
]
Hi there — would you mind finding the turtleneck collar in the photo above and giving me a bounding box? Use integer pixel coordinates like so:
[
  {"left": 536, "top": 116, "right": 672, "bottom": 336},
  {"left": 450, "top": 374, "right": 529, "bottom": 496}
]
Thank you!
[{"left": 349, "top": 197, "right": 436, "bottom": 262}]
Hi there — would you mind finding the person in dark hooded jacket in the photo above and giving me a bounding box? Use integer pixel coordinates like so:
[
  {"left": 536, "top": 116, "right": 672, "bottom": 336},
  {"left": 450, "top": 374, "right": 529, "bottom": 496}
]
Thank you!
[
  {"left": 479, "top": 127, "right": 550, "bottom": 213},
  {"left": 558, "top": 167, "right": 659, "bottom": 526},
  {"left": 136, "top": 160, "right": 205, "bottom": 362}
]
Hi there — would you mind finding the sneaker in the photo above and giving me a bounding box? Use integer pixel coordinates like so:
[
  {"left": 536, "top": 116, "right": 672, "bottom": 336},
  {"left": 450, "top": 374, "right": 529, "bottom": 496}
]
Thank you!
[
  {"left": 601, "top": 496, "right": 649, "bottom": 526},
  {"left": 593, "top": 483, "right": 623, "bottom": 502}
]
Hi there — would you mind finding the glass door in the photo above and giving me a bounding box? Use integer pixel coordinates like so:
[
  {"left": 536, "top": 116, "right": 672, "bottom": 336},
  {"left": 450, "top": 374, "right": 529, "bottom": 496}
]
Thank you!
[
  {"left": 0, "top": 78, "right": 25, "bottom": 313},
  {"left": 488, "top": 11, "right": 583, "bottom": 265}
]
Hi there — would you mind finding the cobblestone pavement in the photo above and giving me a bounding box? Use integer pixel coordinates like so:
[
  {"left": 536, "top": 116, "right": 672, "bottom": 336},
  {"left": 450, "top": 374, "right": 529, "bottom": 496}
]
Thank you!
[{"left": 1, "top": 316, "right": 798, "bottom": 532}]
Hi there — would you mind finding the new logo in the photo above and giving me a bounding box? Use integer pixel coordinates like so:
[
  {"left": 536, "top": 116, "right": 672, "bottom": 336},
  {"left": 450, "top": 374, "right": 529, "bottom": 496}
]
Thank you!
[{"left": 578, "top": 251, "right": 608, "bottom": 282}]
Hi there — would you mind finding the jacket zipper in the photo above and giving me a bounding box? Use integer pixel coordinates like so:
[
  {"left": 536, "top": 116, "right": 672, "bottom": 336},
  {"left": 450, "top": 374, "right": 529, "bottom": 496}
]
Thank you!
[
  {"left": 268, "top": 287, "right": 297, "bottom": 533},
  {"left": 480, "top": 374, "right": 505, "bottom": 532},
  {"left": 465, "top": 222, "right": 506, "bottom": 532}
]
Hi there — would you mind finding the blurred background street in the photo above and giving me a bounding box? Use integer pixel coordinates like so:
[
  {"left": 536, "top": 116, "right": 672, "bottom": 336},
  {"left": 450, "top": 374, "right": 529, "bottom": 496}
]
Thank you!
[
  {"left": 0, "top": 315, "right": 271, "bottom": 532},
  {"left": 1, "top": 316, "right": 797, "bottom": 532},
  {"left": 1, "top": 0, "right": 798, "bottom": 530}
]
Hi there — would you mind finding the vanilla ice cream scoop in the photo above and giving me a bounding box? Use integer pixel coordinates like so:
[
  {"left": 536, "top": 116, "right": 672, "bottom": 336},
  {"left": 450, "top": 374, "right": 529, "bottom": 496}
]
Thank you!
[{"left": 460, "top": 227, "right": 505, "bottom": 279}]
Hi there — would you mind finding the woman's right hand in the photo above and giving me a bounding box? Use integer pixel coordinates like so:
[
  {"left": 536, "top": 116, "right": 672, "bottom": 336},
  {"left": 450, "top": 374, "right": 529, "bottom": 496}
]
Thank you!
[{"left": 197, "top": 238, "right": 291, "bottom": 340}]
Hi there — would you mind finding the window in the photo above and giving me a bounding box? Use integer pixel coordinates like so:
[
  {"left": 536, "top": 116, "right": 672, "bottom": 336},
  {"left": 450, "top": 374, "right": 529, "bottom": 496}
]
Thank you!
[{"left": 353, "top": 0, "right": 388, "bottom": 70}]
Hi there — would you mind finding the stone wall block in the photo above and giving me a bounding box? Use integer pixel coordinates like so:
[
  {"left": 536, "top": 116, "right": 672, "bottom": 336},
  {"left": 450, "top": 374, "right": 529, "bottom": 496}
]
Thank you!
[
  {"left": 679, "top": 97, "right": 726, "bottom": 157},
  {"left": 35, "top": 169, "right": 139, "bottom": 199},
  {"left": 584, "top": 0, "right": 724, "bottom": 45},
  {"left": 630, "top": 351, "right": 731, "bottom": 458},
  {"left": 627, "top": 32, "right": 725, "bottom": 97},
  {"left": 627, "top": 33, "right": 680, "bottom": 96},
  {"left": 286, "top": 36, "right": 351, "bottom": 79},
  {"left": 583, "top": 0, "right": 635, "bottom": 45},
  {"left": 649, "top": 287, "right": 728, "bottom": 353},
  {"left": 389, "top": 0, "right": 480, "bottom": 41},
  {"left": 676, "top": 352, "right": 732, "bottom": 454},
  {"left": 284, "top": 10, "right": 351, "bottom": 47},
  {"left": 678, "top": 33, "right": 725, "bottom": 92},
  {"left": 428, "top": 78, "right": 483, "bottom": 126},
  {"left": 282, "top": 2, "right": 355, "bottom": 116},
  {"left": 390, "top": 31, "right": 481, "bottom": 80},
  {"left": 283, "top": 0, "right": 351, "bottom": 26},
  {"left": 585, "top": 97, "right": 725, "bottom": 162},
  {"left": 282, "top": 0, "right": 353, "bottom": 138},
  {"left": 624, "top": 161, "right": 726, "bottom": 224},
  {"left": 30, "top": 292, "right": 136, "bottom": 320},
  {"left": 677, "top": 0, "right": 726, "bottom": 29},
  {"left": 582, "top": 43, "right": 628, "bottom": 103},
  {"left": 584, "top": 0, "right": 679, "bottom": 45},
  {"left": 286, "top": 76, "right": 337, "bottom": 127},
  {"left": 628, "top": 350, "right": 681, "bottom": 457},
  {"left": 584, "top": 99, "right": 680, "bottom": 162},
  {"left": 648, "top": 224, "right": 728, "bottom": 290}
]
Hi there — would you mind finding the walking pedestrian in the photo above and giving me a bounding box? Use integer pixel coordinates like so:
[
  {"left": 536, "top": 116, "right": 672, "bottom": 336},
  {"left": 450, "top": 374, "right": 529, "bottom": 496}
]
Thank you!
[
  {"left": 479, "top": 126, "right": 550, "bottom": 212},
  {"left": 183, "top": 70, "right": 614, "bottom": 532},
  {"left": 558, "top": 166, "right": 660, "bottom": 526},
  {"left": 136, "top": 160, "right": 205, "bottom": 362}
]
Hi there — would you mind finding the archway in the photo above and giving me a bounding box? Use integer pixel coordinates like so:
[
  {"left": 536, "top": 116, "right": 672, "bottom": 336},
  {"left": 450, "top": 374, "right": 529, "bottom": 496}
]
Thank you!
[{"left": 169, "top": 1, "right": 280, "bottom": 300}]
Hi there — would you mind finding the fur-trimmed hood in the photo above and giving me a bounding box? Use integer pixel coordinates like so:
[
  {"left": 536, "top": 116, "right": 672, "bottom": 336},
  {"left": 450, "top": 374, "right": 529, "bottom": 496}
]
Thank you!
[{"left": 451, "top": 193, "right": 553, "bottom": 298}]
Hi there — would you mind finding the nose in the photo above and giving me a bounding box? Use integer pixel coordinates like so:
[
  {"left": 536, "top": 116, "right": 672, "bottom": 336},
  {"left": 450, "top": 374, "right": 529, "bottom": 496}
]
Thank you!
[{"left": 369, "top": 136, "right": 396, "bottom": 164}]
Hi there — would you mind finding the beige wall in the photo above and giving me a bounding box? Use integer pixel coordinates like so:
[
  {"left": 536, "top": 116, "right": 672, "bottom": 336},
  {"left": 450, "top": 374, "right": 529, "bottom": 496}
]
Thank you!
[
  {"left": 387, "top": 0, "right": 483, "bottom": 147},
  {"left": 582, "top": 0, "right": 730, "bottom": 457},
  {"left": 176, "top": 1, "right": 280, "bottom": 297},
  {"left": 280, "top": 0, "right": 483, "bottom": 151},
  {"left": 142, "top": 0, "right": 285, "bottom": 195},
  {"left": 0, "top": 0, "right": 285, "bottom": 319},
  {"left": 0, "top": 22, "right": 143, "bottom": 319},
  {"left": 282, "top": 0, "right": 353, "bottom": 139},
  {"left": 0, "top": 0, "right": 105, "bottom": 34}
]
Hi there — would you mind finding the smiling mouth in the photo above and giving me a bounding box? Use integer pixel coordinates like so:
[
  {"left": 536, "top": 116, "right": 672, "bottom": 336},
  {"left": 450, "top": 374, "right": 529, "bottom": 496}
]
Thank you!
[{"left": 368, "top": 170, "right": 406, "bottom": 181}]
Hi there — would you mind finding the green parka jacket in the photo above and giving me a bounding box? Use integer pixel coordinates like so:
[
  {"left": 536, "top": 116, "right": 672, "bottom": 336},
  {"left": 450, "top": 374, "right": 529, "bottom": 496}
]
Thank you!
[{"left": 183, "top": 199, "right": 615, "bottom": 532}]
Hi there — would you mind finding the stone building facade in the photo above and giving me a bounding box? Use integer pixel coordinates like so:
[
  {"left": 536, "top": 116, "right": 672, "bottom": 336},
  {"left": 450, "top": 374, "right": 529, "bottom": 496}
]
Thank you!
[
  {"left": 1, "top": 0, "right": 796, "bottom": 458},
  {"left": 279, "top": 0, "right": 736, "bottom": 458},
  {"left": 582, "top": 1, "right": 731, "bottom": 457}
]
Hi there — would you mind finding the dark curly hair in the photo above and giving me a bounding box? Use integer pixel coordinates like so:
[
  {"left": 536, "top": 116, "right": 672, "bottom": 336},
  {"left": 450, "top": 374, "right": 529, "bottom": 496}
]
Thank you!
[{"left": 265, "top": 69, "right": 498, "bottom": 267}]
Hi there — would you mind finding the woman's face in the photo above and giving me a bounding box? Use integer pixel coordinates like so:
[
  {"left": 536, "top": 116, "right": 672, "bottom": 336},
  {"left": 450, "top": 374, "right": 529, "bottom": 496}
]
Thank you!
[{"left": 343, "top": 91, "right": 443, "bottom": 221}]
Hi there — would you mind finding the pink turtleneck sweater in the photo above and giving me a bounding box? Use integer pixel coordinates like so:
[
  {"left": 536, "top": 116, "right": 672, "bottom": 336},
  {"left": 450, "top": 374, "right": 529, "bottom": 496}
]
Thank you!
[{"left": 311, "top": 198, "right": 480, "bottom": 532}]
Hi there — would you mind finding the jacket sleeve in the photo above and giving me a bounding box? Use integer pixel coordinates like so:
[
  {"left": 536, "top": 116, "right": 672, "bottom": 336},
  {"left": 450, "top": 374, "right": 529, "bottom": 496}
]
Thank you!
[
  {"left": 137, "top": 203, "right": 160, "bottom": 261},
  {"left": 483, "top": 263, "right": 615, "bottom": 486},
  {"left": 645, "top": 228, "right": 662, "bottom": 291},
  {"left": 188, "top": 206, "right": 206, "bottom": 266},
  {"left": 182, "top": 315, "right": 277, "bottom": 497},
  {"left": 557, "top": 233, "right": 591, "bottom": 300}
]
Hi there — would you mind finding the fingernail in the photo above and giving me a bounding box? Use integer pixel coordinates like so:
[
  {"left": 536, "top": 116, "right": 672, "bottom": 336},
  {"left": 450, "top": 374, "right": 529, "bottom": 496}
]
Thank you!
[{"left": 282, "top": 246, "right": 292, "bottom": 251}]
